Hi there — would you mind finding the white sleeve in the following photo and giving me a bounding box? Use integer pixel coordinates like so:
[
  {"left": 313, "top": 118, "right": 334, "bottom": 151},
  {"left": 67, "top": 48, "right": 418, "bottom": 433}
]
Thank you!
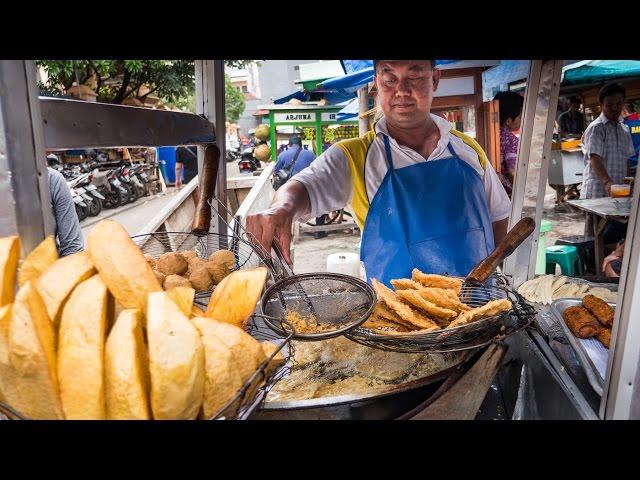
[
  {"left": 482, "top": 162, "right": 511, "bottom": 222},
  {"left": 291, "top": 144, "right": 353, "bottom": 220}
]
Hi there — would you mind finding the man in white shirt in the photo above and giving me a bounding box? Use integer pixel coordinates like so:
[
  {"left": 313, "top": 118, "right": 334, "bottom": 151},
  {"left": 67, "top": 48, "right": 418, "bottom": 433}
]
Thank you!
[{"left": 247, "top": 60, "right": 511, "bottom": 285}]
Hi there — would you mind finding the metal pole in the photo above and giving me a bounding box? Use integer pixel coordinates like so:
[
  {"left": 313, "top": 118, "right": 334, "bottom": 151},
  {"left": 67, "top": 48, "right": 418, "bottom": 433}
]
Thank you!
[
  {"left": 357, "top": 86, "right": 368, "bottom": 136},
  {"left": 503, "top": 60, "right": 562, "bottom": 287},
  {"left": 0, "top": 60, "right": 54, "bottom": 253},
  {"left": 194, "top": 60, "right": 227, "bottom": 235},
  {"left": 602, "top": 164, "right": 640, "bottom": 419}
]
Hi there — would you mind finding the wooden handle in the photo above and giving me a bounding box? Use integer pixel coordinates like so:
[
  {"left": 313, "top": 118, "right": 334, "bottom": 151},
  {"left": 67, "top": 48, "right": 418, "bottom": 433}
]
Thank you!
[
  {"left": 466, "top": 217, "right": 536, "bottom": 283},
  {"left": 192, "top": 144, "right": 220, "bottom": 235}
]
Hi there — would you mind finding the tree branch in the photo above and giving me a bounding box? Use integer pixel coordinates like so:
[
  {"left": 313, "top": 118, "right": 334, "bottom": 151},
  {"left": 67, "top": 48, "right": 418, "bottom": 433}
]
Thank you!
[{"left": 113, "top": 68, "right": 131, "bottom": 104}]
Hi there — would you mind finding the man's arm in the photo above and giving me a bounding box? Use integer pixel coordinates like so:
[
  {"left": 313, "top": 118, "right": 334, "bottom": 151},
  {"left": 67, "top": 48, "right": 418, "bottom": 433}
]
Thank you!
[
  {"left": 175, "top": 159, "right": 184, "bottom": 190},
  {"left": 49, "top": 170, "right": 84, "bottom": 256},
  {"left": 589, "top": 153, "right": 613, "bottom": 195},
  {"left": 246, "top": 145, "right": 352, "bottom": 264},
  {"left": 246, "top": 179, "right": 311, "bottom": 265}
]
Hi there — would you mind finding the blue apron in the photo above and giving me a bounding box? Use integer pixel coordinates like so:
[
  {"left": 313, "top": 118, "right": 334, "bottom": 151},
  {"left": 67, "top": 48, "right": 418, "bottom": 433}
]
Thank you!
[{"left": 360, "top": 135, "right": 495, "bottom": 287}]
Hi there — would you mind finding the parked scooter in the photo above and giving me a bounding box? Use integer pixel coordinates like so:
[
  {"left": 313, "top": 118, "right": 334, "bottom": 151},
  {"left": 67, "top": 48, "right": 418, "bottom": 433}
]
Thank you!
[{"left": 238, "top": 146, "right": 261, "bottom": 174}]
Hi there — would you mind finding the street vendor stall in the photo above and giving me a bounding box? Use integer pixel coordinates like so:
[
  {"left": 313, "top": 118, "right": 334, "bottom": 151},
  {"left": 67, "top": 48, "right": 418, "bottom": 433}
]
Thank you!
[
  {"left": 2, "top": 59, "right": 640, "bottom": 421},
  {"left": 257, "top": 103, "right": 359, "bottom": 161}
]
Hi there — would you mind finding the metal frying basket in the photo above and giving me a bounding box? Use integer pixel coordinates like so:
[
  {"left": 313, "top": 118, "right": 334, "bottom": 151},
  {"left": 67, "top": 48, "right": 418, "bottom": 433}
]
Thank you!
[{"left": 346, "top": 276, "right": 536, "bottom": 353}]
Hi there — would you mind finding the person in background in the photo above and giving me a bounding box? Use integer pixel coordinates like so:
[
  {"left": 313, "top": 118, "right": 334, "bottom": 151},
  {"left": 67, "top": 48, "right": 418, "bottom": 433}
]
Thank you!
[
  {"left": 581, "top": 83, "right": 635, "bottom": 245},
  {"left": 623, "top": 101, "right": 640, "bottom": 169},
  {"left": 273, "top": 135, "right": 327, "bottom": 238},
  {"left": 494, "top": 91, "right": 524, "bottom": 197},
  {"left": 557, "top": 96, "right": 585, "bottom": 136},
  {"left": 45, "top": 157, "right": 84, "bottom": 256},
  {"left": 581, "top": 83, "right": 635, "bottom": 199},
  {"left": 175, "top": 145, "right": 198, "bottom": 191},
  {"left": 602, "top": 240, "right": 625, "bottom": 278}
]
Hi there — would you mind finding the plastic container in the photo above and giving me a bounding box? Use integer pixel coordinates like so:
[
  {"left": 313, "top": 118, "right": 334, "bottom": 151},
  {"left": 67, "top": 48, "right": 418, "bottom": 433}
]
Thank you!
[
  {"left": 157, "top": 146, "right": 178, "bottom": 184},
  {"left": 610, "top": 184, "right": 631, "bottom": 197},
  {"left": 535, "top": 219, "right": 553, "bottom": 275},
  {"left": 326, "top": 252, "right": 360, "bottom": 278}
]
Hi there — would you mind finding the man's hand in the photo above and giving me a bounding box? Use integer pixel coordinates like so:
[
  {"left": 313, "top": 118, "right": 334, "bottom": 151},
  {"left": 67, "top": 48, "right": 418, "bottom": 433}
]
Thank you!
[
  {"left": 175, "top": 178, "right": 183, "bottom": 191},
  {"left": 246, "top": 205, "right": 295, "bottom": 265},
  {"left": 604, "top": 180, "right": 613, "bottom": 196}
]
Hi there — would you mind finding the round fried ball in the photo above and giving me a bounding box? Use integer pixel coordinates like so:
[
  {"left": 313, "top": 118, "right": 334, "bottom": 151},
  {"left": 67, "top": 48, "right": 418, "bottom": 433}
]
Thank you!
[
  {"left": 154, "top": 269, "right": 166, "bottom": 286},
  {"left": 206, "top": 250, "right": 236, "bottom": 284},
  {"left": 156, "top": 252, "right": 188, "bottom": 276},
  {"left": 189, "top": 267, "right": 213, "bottom": 291},
  {"left": 163, "top": 274, "right": 192, "bottom": 290}
]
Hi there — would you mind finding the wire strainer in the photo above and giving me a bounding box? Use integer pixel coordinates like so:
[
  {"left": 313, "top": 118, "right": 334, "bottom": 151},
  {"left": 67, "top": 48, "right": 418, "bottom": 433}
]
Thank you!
[
  {"left": 345, "top": 276, "right": 536, "bottom": 353},
  {"left": 256, "top": 272, "right": 377, "bottom": 341}
]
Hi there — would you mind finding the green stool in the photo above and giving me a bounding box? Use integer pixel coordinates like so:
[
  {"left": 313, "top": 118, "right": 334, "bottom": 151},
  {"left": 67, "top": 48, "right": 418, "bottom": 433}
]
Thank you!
[{"left": 546, "top": 245, "right": 583, "bottom": 276}]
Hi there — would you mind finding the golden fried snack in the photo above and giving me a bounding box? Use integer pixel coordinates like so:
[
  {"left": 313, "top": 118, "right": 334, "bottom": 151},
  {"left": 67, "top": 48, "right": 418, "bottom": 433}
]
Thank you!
[
  {"left": 596, "top": 328, "right": 611, "bottom": 349},
  {"left": 582, "top": 294, "right": 614, "bottom": 328},
  {"left": 390, "top": 279, "right": 425, "bottom": 291},
  {"left": 562, "top": 306, "right": 599, "bottom": 339},
  {"left": 396, "top": 289, "right": 457, "bottom": 320},
  {"left": 361, "top": 314, "right": 409, "bottom": 333},
  {"left": 372, "top": 280, "right": 439, "bottom": 331},
  {"left": 416, "top": 287, "right": 471, "bottom": 313},
  {"left": 447, "top": 299, "right": 513, "bottom": 329},
  {"left": 411, "top": 269, "right": 462, "bottom": 294}
]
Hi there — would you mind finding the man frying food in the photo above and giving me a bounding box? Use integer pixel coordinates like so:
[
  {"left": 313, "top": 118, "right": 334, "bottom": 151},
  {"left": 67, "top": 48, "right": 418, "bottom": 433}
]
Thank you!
[{"left": 247, "top": 60, "right": 511, "bottom": 286}]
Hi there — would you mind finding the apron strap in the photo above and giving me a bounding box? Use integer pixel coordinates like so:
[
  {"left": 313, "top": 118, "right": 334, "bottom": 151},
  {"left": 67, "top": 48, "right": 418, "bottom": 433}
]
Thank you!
[
  {"left": 382, "top": 135, "right": 394, "bottom": 169},
  {"left": 446, "top": 141, "right": 457, "bottom": 157}
]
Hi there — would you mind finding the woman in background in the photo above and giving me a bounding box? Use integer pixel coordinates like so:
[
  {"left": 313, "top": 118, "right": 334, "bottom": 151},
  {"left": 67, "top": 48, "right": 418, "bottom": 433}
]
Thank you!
[{"left": 494, "top": 91, "right": 524, "bottom": 196}]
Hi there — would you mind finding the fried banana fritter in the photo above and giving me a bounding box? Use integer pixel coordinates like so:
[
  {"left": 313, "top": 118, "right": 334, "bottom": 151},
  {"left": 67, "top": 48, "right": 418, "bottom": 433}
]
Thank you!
[
  {"left": 396, "top": 289, "right": 457, "bottom": 320},
  {"left": 371, "top": 279, "right": 439, "bottom": 331},
  {"left": 562, "top": 305, "right": 599, "bottom": 339},
  {"left": 411, "top": 269, "right": 462, "bottom": 294},
  {"left": 416, "top": 287, "right": 471, "bottom": 313},
  {"left": 447, "top": 299, "right": 513, "bottom": 328},
  {"left": 582, "top": 294, "right": 614, "bottom": 328},
  {"left": 390, "top": 279, "right": 425, "bottom": 290}
]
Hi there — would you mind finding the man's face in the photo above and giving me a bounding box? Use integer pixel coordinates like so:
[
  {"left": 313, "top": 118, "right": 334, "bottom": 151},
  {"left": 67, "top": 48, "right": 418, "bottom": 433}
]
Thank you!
[
  {"left": 601, "top": 93, "right": 625, "bottom": 121},
  {"left": 375, "top": 60, "right": 440, "bottom": 129}
]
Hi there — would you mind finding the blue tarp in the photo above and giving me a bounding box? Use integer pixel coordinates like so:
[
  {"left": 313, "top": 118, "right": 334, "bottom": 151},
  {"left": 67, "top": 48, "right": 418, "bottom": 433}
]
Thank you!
[
  {"left": 336, "top": 98, "right": 359, "bottom": 121},
  {"left": 562, "top": 60, "right": 640, "bottom": 84},
  {"left": 274, "top": 90, "right": 309, "bottom": 104}
]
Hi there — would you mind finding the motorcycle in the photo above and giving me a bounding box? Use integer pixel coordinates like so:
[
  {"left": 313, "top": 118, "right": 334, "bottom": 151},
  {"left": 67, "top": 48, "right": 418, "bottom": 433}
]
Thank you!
[
  {"left": 70, "top": 186, "right": 88, "bottom": 221},
  {"left": 238, "top": 146, "right": 261, "bottom": 174},
  {"left": 226, "top": 148, "right": 242, "bottom": 163}
]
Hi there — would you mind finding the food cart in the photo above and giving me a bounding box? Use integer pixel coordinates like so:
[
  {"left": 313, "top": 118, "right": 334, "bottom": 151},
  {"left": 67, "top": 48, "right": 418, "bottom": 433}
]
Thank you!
[{"left": 1, "top": 59, "right": 640, "bottom": 420}]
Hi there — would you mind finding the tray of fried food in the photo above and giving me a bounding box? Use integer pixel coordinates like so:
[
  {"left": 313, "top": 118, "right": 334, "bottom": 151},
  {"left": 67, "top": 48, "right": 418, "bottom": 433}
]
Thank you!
[
  {"left": 551, "top": 297, "right": 616, "bottom": 396},
  {"left": 358, "top": 269, "right": 513, "bottom": 337}
]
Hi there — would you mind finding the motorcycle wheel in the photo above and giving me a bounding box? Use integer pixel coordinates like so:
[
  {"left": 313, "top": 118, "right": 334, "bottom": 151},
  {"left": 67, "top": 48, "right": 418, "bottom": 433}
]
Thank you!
[
  {"left": 122, "top": 183, "right": 136, "bottom": 203},
  {"left": 88, "top": 198, "right": 102, "bottom": 216},
  {"left": 104, "top": 190, "right": 120, "bottom": 208},
  {"left": 75, "top": 203, "right": 88, "bottom": 222},
  {"left": 134, "top": 183, "right": 146, "bottom": 199},
  {"left": 119, "top": 189, "right": 129, "bottom": 205}
]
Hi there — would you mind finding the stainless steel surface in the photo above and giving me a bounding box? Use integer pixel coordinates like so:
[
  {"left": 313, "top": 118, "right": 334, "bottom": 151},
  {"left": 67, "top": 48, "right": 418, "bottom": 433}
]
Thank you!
[
  {"left": 505, "top": 329, "right": 598, "bottom": 419},
  {"left": 567, "top": 197, "right": 631, "bottom": 219},
  {"left": 550, "top": 298, "right": 615, "bottom": 396},
  {"left": 505, "top": 60, "right": 563, "bottom": 288},
  {"left": 603, "top": 163, "right": 640, "bottom": 419},
  {"left": 40, "top": 97, "right": 214, "bottom": 150},
  {"left": 0, "top": 60, "right": 54, "bottom": 250}
]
